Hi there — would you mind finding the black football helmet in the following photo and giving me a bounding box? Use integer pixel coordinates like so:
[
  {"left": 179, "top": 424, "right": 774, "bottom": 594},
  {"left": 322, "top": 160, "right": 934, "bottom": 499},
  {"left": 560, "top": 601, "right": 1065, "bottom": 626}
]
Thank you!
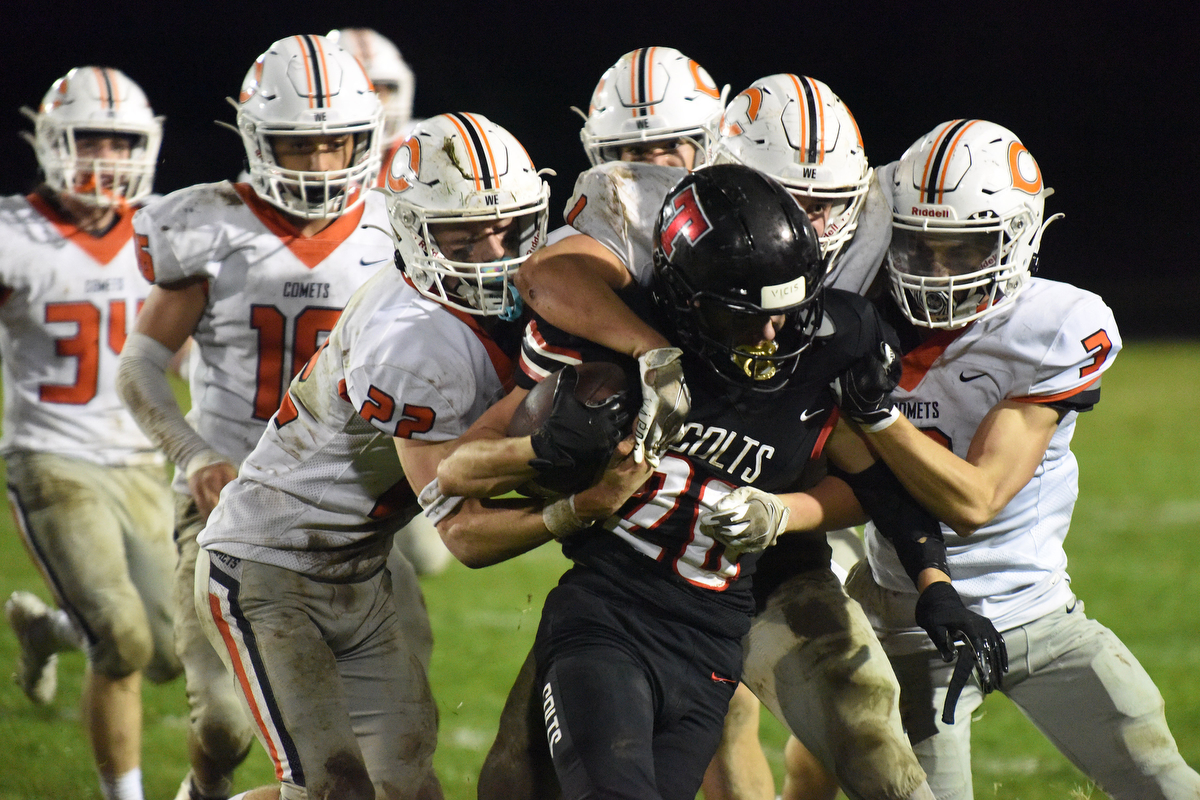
[{"left": 652, "top": 163, "right": 825, "bottom": 392}]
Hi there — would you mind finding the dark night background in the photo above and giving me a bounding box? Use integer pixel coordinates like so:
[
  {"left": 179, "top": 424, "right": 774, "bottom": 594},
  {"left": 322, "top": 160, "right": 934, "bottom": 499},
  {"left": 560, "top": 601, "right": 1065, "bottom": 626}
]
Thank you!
[{"left": 5, "top": 1, "right": 1195, "bottom": 337}]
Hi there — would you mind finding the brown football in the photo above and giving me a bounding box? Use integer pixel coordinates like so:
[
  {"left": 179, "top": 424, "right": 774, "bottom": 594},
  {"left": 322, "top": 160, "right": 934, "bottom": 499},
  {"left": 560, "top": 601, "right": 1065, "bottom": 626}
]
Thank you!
[{"left": 507, "top": 362, "right": 631, "bottom": 437}]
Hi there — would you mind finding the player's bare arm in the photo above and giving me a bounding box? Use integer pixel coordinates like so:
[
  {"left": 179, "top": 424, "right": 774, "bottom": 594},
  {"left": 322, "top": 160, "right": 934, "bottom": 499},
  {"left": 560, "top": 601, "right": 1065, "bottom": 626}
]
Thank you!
[
  {"left": 431, "top": 439, "right": 649, "bottom": 568},
  {"left": 517, "top": 234, "right": 668, "bottom": 358},
  {"left": 519, "top": 235, "right": 689, "bottom": 466},
  {"left": 117, "top": 278, "right": 236, "bottom": 519},
  {"left": 434, "top": 388, "right": 539, "bottom": 498},
  {"left": 862, "top": 400, "right": 1061, "bottom": 536}
]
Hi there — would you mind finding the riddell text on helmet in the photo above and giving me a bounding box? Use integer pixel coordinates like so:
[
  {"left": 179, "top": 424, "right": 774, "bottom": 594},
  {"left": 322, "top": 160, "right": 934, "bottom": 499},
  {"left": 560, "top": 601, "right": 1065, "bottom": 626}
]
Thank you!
[{"left": 911, "top": 206, "right": 952, "bottom": 218}]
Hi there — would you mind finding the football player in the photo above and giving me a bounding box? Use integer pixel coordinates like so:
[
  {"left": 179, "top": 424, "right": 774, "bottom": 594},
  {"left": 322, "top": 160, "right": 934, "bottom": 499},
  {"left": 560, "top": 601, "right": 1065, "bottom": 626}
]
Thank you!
[
  {"left": 578, "top": 46, "right": 724, "bottom": 170},
  {"left": 1, "top": 67, "right": 178, "bottom": 800},
  {"left": 703, "top": 74, "right": 894, "bottom": 800},
  {"left": 326, "top": 27, "right": 454, "bottom": 579},
  {"left": 191, "top": 111, "right": 548, "bottom": 800},
  {"left": 516, "top": 74, "right": 921, "bottom": 800},
  {"left": 114, "top": 35, "right": 401, "bottom": 800},
  {"left": 431, "top": 165, "right": 1002, "bottom": 800},
  {"left": 829, "top": 120, "right": 1200, "bottom": 799}
]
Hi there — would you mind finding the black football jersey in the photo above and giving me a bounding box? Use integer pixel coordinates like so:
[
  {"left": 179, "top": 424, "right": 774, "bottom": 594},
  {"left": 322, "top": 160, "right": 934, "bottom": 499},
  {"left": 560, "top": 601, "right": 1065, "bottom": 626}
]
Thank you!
[{"left": 518, "top": 286, "right": 894, "bottom": 636}]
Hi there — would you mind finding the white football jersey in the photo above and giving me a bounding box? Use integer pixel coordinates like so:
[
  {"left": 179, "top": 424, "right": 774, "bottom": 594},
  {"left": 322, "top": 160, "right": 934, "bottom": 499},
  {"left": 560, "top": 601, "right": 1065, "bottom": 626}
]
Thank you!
[
  {"left": 198, "top": 266, "right": 515, "bottom": 581},
  {"left": 133, "top": 182, "right": 393, "bottom": 492},
  {"left": 0, "top": 194, "right": 162, "bottom": 466},
  {"left": 865, "top": 278, "right": 1122, "bottom": 635},
  {"left": 564, "top": 161, "right": 886, "bottom": 294},
  {"left": 824, "top": 171, "right": 889, "bottom": 296}
]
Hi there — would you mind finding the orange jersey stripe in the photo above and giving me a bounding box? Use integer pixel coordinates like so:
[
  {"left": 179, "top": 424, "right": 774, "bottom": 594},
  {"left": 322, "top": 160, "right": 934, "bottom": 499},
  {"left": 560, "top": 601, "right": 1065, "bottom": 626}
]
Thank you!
[
  {"left": 898, "top": 327, "right": 969, "bottom": 392},
  {"left": 1010, "top": 376, "right": 1100, "bottom": 404}
]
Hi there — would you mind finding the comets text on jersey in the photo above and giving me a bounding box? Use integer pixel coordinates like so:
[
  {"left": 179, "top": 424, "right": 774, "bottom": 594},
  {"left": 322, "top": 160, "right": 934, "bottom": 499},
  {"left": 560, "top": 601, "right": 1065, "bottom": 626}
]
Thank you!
[{"left": 283, "top": 281, "right": 331, "bottom": 299}]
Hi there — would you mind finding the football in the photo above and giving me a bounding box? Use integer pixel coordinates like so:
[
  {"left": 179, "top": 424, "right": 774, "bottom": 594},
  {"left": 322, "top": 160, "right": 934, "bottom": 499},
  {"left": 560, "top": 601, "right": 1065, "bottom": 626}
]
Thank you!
[{"left": 507, "top": 361, "right": 631, "bottom": 437}]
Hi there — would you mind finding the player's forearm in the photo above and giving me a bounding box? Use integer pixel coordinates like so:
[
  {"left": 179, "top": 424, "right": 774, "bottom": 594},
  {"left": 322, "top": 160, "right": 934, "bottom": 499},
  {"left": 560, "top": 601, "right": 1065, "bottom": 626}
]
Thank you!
[
  {"left": 864, "top": 416, "right": 997, "bottom": 535},
  {"left": 436, "top": 497, "right": 554, "bottom": 568},
  {"left": 519, "top": 256, "right": 669, "bottom": 358},
  {"left": 779, "top": 476, "right": 868, "bottom": 534},
  {"left": 436, "top": 436, "right": 538, "bottom": 498},
  {"left": 116, "top": 332, "right": 220, "bottom": 471}
]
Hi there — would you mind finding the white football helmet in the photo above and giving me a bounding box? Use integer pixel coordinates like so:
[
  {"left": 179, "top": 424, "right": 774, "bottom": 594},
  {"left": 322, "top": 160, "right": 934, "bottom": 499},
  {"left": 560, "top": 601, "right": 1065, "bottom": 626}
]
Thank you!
[
  {"left": 327, "top": 28, "right": 415, "bottom": 144},
  {"left": 235, "top": 34, "right": 384, "bottom": 219},
  {"left": 711, "top": 74, "right": 870, "bottom": 274},
  {"left": 383, "top": 112, "right": 550, "bottom": 319},
  {"left": 580, "top": 47, "right": 724, "bottom": 166},
  {"left": 888, "top": 119, "right": 1058, "bottom": 329},
  {"left": 21, "top": 67, "right": 162, "bottom": 207}
]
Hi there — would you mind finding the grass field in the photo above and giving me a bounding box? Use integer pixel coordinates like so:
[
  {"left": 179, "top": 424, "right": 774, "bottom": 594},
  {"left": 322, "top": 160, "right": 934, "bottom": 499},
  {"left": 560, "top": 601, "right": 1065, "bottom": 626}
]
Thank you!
[{"left": 1, "top": 341, "right": 1197, "bottom": 799}]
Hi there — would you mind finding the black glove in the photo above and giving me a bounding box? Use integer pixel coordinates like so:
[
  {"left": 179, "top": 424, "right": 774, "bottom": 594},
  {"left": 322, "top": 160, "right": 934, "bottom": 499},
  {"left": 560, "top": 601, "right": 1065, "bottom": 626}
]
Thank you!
[
  {"left": 830, "top": 340, "right": 902, "bottom": 431},
  {"left": 915, "top": 582, "right": 1008, "bottom": 723},
  {"left": 529, "top": 366, "right": 630, "bottom": 495}
]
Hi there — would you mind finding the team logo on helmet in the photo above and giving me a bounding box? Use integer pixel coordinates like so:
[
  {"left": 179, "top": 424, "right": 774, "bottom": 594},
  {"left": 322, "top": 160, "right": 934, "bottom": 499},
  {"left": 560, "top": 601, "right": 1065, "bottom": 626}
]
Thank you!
[{"left": 659, "top": 185, "right": 712, "bottom": 258}]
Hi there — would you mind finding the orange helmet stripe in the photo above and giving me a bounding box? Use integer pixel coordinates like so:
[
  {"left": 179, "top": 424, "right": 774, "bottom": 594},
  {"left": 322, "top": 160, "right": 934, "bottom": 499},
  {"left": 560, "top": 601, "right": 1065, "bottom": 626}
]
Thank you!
[
  {"left": 92, "top": 68, "right": 113, "bottom": 110},
  {"left": 464, "top": 112, "right": 501, "bottom": 188},
  {"left": 646, "top": 47, "right": 656, "bottom": 115},
  {"left": 936, "top": 119, "right": 980, "bottom": 203},
  {"left": 313, "top": 37, "right": 333, "bottom": 107},
  {"left": 920, "top": 119, "right": 971, "bottom": 203},
  {"left": 293, "top": 35, "right": 317, "bottom": 108}
]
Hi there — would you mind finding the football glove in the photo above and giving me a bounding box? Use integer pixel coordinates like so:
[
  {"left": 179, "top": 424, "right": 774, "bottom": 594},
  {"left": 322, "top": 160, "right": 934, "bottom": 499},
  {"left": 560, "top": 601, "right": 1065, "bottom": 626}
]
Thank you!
[
  {"left": 698, "top": 486, "right": 790, "bottom": 557},
  {"left": 633, "top": 347, "right": 690, "bottom": 467},
  {"left": 529, "top": 366, "right": 630, "bottom": 495},
  {"left": 830, "top": 340, "right": 902, "bottom": 432},
  {"left": 915, "top": 581, "right": 1008, "bottom": 723}
]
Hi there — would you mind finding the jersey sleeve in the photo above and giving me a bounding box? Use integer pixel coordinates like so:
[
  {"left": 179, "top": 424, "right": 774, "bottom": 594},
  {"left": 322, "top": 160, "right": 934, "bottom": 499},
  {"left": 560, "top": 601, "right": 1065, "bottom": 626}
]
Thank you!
[
  {"left": 562, "top": 162, "right": 686, "bottom": 286},
  {"left": 516, "top": 311, "right": 634, "bottom": 391},
  {"left": 132, "top": 182, "right": 240, "bottom": 286},
  {"left": 343, "top": 323, "right": 490, "bottom": 442},
  {"left": 1017, "top": 291, "right": 1121, "bottom": 404}
]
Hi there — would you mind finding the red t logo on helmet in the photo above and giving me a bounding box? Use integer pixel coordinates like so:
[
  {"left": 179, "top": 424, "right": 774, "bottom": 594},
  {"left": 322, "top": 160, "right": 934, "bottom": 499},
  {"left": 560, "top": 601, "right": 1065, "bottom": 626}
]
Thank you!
[{"left": 660, "top": 185, "right": 712, "bottom": 258}]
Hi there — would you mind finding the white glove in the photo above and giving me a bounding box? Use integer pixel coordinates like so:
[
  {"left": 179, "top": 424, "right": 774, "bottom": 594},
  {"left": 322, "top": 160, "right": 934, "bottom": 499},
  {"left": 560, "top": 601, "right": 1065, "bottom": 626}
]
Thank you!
[
  {"left": 633, "top": 347, "right": 690, "bottom": 467},
  {"left": 699, "top": 486, "right": 790, "bottom": 556}
]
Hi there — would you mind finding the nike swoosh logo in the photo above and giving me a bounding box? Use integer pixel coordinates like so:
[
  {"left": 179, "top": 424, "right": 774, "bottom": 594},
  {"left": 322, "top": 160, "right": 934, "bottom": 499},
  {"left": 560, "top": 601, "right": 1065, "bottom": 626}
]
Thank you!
[
  {"left": 710, "top": 672, "right": 737, "bottom": 685},
  {"left": 959, "top": 372, "right": 987, "bottom": 382},
  {"left": 800, "top": 407, "right": 826, "bottom": 422},
  {"left": 360, "top": 257, "right": 389, "bottom": 267}
]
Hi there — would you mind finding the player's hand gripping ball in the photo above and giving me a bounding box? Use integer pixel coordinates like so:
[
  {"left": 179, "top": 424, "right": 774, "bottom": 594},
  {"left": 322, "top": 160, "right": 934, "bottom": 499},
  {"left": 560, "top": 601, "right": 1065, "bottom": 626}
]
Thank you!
[
  {"left": 510, "top": 363, "right": 633, "bottom": 495},
  {"left": 633, "top": 347, "right": 690, "bottom": 467}
]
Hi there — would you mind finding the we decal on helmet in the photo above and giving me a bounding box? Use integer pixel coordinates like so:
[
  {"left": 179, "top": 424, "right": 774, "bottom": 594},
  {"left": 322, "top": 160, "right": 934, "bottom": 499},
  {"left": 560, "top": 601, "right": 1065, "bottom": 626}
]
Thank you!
[{"left": 659, "top": 185, "right": 712, "bottom": 258}]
